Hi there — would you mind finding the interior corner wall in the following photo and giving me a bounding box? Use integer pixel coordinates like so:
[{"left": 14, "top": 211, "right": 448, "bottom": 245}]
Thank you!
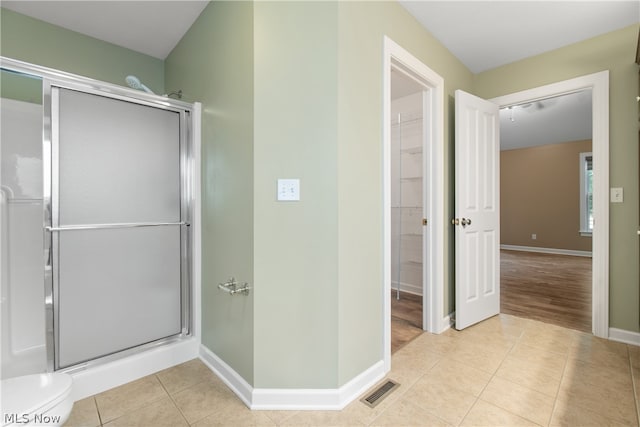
[
  {"left": 501, "top": 140, "right": 593, "bottom": 252},
  {"left": 165, "top": 1, "right": 255, "bottom": 384},
  {"left": 0, "top": 7, "right": 164, "bottom": 93},
  {"left": 473, "top": 24, "right": 640, "bottom": 333},
  {"left": 252, "top": 1, "right": 340, "bottom": 389},
  {"left": 336, "top": 1, "right": 473, "bottom": 384}
]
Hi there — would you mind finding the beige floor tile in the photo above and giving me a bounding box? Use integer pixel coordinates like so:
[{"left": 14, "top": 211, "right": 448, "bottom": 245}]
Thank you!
[
  {"left": 192, "top": 398, "right": 276, "bottom": 426},
  {"left": 259, "top": 409, "right": 299, "bottom": 425},
  {"left": 156, "top": 358, "right": 217, "bottom": 395},
  {"left": 402, "top": 375, "right": 477, "bottom": 425},
  {"left": 95, "top": 375, "right": 168, "bottom": 423},
  {"left": 63, "top": 397, "right": 101, "bottom": 427},
  {"left": 480, "top": 376, "right": 554, "bottom": 426},
  {"left": 103, "top": 396, "right": 187, "bottom": 427},
  {"left": 387, "top": 346, "right": 441, "bottom": 388},
  {"left": 278, "top": 408, "right": 366, "bottom": 426},
  {"left": 407, "top": 331, "right": 458, "bottom": 356},
  {"left": 461, "top": 399, "right": 540, "bottom": 427},
  {"left": 370, "top": 399, "right": 452, "bottom": 426},
  {"left": 495, "top": 355, "right": 562, "bottom": 397},
  {"left": 519, "top": 323, "right": 579, "bottom": 355},
  {"left": 567, "top": 334, "right": 631, "bottom": 371},
  {"left": 507, "top": 342, "right": 568, "bottom": 376},
  {"left": 425, "top": 358, "right": 492, "bottom": 397},
  {"left": 172, "top": 376, "right": 239, "bottom": 424},
  {"left": 550, "top": 395, "right": 633, "bottom": 427},
  {"left": 445, "top": 340, "right": 510, "bottom": 374},
  {"left": 558, "top": 360, "right": 637, "bottom": 424}
]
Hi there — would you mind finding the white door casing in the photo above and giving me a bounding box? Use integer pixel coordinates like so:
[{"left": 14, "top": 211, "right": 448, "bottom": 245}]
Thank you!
[
  {"left": 383, "top": 36, "right": 445, "bottom": 372},
  {"left": 454, "top": 90, "right": 500, "bottom": 330}
]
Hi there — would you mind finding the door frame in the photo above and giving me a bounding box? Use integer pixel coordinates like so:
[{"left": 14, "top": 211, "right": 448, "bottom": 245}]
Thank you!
[
  {"left": 383, "top": 36, "right": 445, "bottom": 371},
  {"left": 490, "top": 71, "right": 609, "bottom": 338}
]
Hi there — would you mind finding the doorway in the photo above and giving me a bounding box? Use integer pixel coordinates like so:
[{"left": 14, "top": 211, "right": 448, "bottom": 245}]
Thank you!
[
  {"left": 383, "top": 37, "right": 445, "bottom": 369},
  {"left": 390, "top": 74, "right": 425, "bottom": 352},
  {"left": 498, "top": 90, "right": 593, "bottom": 332},
  {"left": 490, "top": 71, "right": 609, "bottom": 338}
]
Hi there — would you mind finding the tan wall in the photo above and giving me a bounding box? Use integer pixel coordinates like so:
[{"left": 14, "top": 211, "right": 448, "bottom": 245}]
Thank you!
[{"left": 501, "top": 140, "right": 593, "bottom": 252}]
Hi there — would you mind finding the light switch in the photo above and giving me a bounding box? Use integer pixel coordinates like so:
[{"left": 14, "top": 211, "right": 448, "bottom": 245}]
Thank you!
[
  {"left": 277, "top": 179, "right": 300, "bottom": 201},
  {"left": 610, "top": 187, "right": 623, "bottom": 203}
]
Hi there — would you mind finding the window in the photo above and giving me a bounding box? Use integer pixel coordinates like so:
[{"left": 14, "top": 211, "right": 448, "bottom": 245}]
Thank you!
[{"left": 579, "top": 152, "right": 593, "bottom": 236}]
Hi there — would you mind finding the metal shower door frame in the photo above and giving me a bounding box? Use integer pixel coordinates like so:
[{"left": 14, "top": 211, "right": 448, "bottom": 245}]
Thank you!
[{"left": 43, "top": 80, "right": 193, "bottom": 371}]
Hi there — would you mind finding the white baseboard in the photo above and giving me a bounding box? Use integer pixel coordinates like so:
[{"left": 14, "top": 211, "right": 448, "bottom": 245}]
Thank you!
[
  {"left": 199, "top": 345, "right": 385, "bottom": 410},
  {"left": 608, "top": 328, "right": 640, "bottom": 346},
  {"left": 71, "top": 337, "right": 199, "bottom": 401},
  {"left": 438, "top": 312, "right": 454, "bottom": 333},
  {"left": 391, "top": 281, "right": 422, "bottom": 296},
  {"left": 500, "top": 244, "right": 592, "bottom": 258},
  {"left": 199, "top": 345, "right": 253, "bottom": 407}
]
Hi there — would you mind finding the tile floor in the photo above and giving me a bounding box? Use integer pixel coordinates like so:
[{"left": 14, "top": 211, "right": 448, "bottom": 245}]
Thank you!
[{"left": 64, "top": 314, "right": 640, "bottom": 426}]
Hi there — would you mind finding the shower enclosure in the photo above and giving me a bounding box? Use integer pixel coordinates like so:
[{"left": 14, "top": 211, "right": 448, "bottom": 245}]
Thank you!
[{"left": 1, "top": 57, "right": 196, "bottom": 379}]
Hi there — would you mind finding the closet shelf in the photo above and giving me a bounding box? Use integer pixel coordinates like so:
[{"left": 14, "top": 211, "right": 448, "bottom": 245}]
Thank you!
[
  {"left": 401, "top": 146, "right": 422, "bottom": 154},
  {"left": 400, "top": 176, "right": 421, "bottom": 182}
]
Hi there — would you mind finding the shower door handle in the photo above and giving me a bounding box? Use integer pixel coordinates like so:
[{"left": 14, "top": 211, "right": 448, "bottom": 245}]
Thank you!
[{"left": 45, "top": 221, "right": 189, "bottom": 232}]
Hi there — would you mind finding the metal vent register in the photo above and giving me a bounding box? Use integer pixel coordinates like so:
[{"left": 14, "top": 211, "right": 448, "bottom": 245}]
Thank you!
[{"left": 361, "top": 380, "right": 400, "bottom": 408}]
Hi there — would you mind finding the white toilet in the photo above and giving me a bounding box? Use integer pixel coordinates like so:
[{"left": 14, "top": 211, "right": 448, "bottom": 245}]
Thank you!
[{"left": 1, "top": 373, "right": 74, "bottom": 427}]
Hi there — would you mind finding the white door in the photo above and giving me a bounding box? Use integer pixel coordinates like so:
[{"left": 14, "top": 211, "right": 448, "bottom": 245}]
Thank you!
[{"left": 454, "top": 90, "right": 500, "bottom": 330}]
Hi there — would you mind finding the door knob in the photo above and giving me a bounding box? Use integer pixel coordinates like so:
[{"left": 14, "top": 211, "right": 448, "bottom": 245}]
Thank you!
[
  {"left": 460, "top": 218, "right": 472, "bottom": 227},
  {"left": 451, "top": 218, "right": 459, "bottom": 226}
]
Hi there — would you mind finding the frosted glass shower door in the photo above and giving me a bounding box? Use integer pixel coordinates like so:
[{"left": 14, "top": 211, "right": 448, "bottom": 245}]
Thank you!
[{"left": 50, "top": 88, "right": 186, "bottom": 369}]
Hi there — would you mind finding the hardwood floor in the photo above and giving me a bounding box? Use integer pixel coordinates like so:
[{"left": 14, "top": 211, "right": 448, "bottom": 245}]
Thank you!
[
  {"left": 391, "top": 291, "right": 422, "bottom": 353},
  {"left": 500, "top": 249, "right": 592, "bottom": 333}
]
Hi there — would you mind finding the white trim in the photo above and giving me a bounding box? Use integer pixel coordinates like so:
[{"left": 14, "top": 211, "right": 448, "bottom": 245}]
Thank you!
[
  {"left": 500, "top": 244, "right": 592, "bottom": 258},
  {"left": 199, "top": 345, "right": 385, "bottom": 410},
  {"left": 608, "top": 328, "right": 640, "bottom": 346},
  {"left": 490, "top": 71, "right": 609, "bottom": 339},
  {"left": 71, "top": 338, "right": 199, "bottom": 401},
  {"left": 383, "top": 36, "right": 446, "bottom": 374},
  {"left": 252, "top": 361, "right": 385, "bottom": 410},
  {"left": 199, "top": 345, "right": 253, "bottom": 408}
]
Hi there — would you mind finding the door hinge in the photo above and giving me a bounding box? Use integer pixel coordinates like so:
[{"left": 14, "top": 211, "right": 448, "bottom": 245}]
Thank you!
[{"left": 422, "top": 218, "right": 428, "bottom": 226}]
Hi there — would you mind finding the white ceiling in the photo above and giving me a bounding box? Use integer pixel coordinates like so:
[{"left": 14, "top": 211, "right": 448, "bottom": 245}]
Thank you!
[
  {"left": 2, "top": 1, "right": 636, "bottom": 150},
  {"left": 1, "top": 1, "right": 209, "bottom": 60},
  {"left": 499, "top": 90, "right": 592, "bottom": 151},
  {"left": 399, "top": 1, "right": 639, "bottom": 73}
]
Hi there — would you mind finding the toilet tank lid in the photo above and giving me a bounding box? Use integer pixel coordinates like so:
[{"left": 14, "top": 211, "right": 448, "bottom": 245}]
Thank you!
[{"left": 1, "top": 373, "right": 73, "bottom": 417}]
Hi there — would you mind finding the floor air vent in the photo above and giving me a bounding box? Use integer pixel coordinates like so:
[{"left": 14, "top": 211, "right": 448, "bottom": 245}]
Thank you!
[{"left": 361, "top": 380, "right": 399, "bottom": 408}]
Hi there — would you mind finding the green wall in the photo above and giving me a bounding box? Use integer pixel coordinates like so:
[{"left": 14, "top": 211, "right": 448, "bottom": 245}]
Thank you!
[
  {"left": 473, "top": 24, "right": 640, "bottom": 332},
  {"left": 336, "top": 1, "right": 473, "bottom": 384},
  {"left": 252, "top": 2, "right": 339, "bottom": 389},
  {"left": 0, "top": 8, "right": 164, "bottom": 92},
  {"left": 165, "top": 1, "right": 255, "bottom": 383},
  {"left": 167, "top": 0, "right": 473, "bottom": 389}
]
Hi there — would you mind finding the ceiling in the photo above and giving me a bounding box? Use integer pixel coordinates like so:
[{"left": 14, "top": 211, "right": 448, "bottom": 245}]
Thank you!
[
  {"left": 1, "top": 1, "right": 209, "bottom": 60},
  {"left": 2, "top": 1, "right": 637, "bottom": 150},
  {"left": 399, "top": 1, "right": 639, "bottom": 73}
]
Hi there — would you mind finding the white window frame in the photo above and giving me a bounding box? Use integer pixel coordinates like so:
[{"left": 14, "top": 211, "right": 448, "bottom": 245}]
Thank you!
[{"left": 579, "top": 151, "right": 593, "bottom": 236}]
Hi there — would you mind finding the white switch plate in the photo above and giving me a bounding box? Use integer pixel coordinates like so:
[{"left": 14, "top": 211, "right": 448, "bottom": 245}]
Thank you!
[
  {"left": 277, "top": 179, "right": 300, "bottom": 201},
  {"left": 610, "top": 187, "right": 623, "bottom": 203}
]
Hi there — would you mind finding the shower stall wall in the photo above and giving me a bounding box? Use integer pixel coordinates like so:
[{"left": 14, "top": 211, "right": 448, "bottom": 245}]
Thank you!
[{"left": 1, "top": 58, "right": 198, "bottom": 387}]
